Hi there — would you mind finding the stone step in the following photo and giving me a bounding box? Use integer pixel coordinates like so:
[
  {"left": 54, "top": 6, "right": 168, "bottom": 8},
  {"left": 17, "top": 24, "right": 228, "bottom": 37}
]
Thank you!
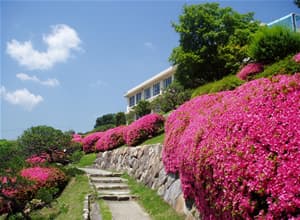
[
  {"left": 98, "top": 189, "right": 131, "bottom": 196},
  {"left": 90, "top": 172, "right": 123, "bottom": 178},
  {"left": 91, "top": 176, "right": 128, "bottom": 183},
  {"left": 94, "top": 183, "right": 129, "bottom": 190},
  {"left": 98, "top": 194, "right": 138, "bottom": 201}
]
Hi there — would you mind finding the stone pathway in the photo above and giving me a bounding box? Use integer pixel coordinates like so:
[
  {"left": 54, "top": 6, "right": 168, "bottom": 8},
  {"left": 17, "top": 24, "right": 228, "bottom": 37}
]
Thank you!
[{"left": 80, "top": 167, "right": 151, "bottom": 220}]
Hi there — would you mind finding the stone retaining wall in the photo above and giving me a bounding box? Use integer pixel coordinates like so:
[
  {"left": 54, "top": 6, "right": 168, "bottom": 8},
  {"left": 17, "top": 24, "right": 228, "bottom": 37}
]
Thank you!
[{"left": 94, "top": 144, "right": 199, "bottom": 220}]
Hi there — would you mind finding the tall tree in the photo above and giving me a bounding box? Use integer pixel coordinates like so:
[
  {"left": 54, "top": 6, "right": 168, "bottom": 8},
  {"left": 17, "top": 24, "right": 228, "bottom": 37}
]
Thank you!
[
  {"left": 295, "top": 0, "right": 300, "bottom": 7},
  {"left": 169, "top": 3, "right": 259, "bottom": 88}
]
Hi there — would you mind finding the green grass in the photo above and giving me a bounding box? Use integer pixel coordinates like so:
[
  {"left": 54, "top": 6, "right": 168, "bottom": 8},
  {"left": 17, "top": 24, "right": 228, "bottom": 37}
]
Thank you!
[
  {"left": 191, "top": 74, "right": 243, "bottom": 98},
  {"left": 30, "top": 174, "right": 92, "bottom": 220},
  {"left": 75, "top": 153, "right": 97, "bottom": 167},
  {"left": 98, "top": 199, "right": 112, "bottom": 220},
  {"left": 140, "top": 133, "right": 165, "bottom": 145},
  {"left": 122, "top": 173, "right": 184, "bottom": 220}
]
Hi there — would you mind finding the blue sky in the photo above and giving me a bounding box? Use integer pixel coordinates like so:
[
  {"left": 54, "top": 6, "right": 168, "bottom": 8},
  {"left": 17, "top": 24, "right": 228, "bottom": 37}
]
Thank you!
[{"left": 1, "top": 0, "right": 299, "bottom": 139}]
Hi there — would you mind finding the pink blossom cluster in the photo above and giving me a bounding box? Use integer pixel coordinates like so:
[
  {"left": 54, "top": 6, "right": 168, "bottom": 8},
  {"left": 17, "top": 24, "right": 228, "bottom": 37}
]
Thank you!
[
  {"left": 26, "top": 153, "right": 50, "bottom": 165},
  {"left": 20, "top": 166, "right": 66, "bottom": 188},
  {"left": 95, "top": 126, "right": 126, "bottom": 151},
  {"left": 237, "top": 63, "right": 264, "bottom": 80},
  {"left": 125, "top": 113, "right": 165, "bottom": 146},
  {"left": 72, "top": 134, "right": 82, "bottom": 143},
  {"left": 163, "top": 74, "right": 300, "bottom": 219},
  {"left": 82, "top": 132, "right": 103, "bottom": 153},
  {"left": 294, "top": 52, "right": 300, "bottom": 63},
  {"left": 21, "top": 167, "right": 52, "bottom": 185}
]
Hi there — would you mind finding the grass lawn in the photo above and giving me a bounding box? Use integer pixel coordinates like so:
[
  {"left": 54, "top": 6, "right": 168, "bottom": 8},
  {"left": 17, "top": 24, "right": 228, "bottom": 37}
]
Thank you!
[
  {"left": 140, "top": 133, "right": 165, "bottom": 145},
  {"left": 75, "top": 153, "right": 97, "bottom": 167},
  {"left": 122, "top": 173, "right": 184, "bottom": 220},
  {"left": 98, "top": 199, "right": 112, "bottom": 220},
  {"left": 30, "top": 174, "right": 92, "bottom": 220}
]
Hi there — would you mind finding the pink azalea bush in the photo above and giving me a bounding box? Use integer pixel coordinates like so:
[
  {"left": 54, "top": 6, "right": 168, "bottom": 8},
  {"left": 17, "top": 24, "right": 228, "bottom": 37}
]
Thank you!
[
  {"left": 294, "top": 52, "right": 300, "bottom": 63},
  {"left": 26, "top": 153, "right": 50, "bottom": 165},
  {"left": 125, "top": 113, "right": 164, "bottom": 146},
  {"left": 72, "top": 133, "right": 82, "bottom": 143},
  {"left": 163, "top": 74, "right": 300, "bottom": 219},
  {"left": 21, "top": 166, "right": 66, "bottom": 188},
  {"left": 82, "top": 132, "right": 103, "bottom": 153},
  {"left": 237, "top": 63, "right": 264, "bottom": 80},
  {"left": 95, "top": 126, "right": 126, "bottom": 151}
]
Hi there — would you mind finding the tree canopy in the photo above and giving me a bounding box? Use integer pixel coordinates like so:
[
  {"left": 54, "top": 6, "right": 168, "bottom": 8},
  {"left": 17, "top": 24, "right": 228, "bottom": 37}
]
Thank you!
[
  {"left": 169, "top": 3, "right": 259, "bottom": 88},
  {"left": 18, "top": 125, "right": 71, "bottom": 160},
  {"left": 94, "top": 113, "right": 116, "bottom": 128}
]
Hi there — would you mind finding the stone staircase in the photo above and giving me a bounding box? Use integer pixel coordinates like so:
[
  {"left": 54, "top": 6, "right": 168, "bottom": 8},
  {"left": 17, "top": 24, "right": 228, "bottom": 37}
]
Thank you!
[
  {"left": 90, "top": 172, "right": 137, "bottom": 201},
  {"left": 81, "top": 167, "right": 151, "bottom": 220}
]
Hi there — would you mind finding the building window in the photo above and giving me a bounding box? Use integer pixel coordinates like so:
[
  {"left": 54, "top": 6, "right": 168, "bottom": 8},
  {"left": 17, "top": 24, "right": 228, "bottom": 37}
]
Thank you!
[
  {"left": 144, "top": 88, "right": 151, "bottom": 100},
  {"left": 163, "top": 76, "right": 172, "bottom": 89},
  {"left": 153, "top": 82, "right": 160, "bottom": 96},
  {"left": 129, "top": 96, "right": 135, "bottom": 107},
  {"left": 136, "top": 92, "right": 142, "bottom": 103}
]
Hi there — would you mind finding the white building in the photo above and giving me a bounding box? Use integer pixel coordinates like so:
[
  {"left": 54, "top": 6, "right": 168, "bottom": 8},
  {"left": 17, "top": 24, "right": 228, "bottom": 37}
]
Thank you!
[{"left": 124, "top": 66, "right": 176, "bottom": 114}]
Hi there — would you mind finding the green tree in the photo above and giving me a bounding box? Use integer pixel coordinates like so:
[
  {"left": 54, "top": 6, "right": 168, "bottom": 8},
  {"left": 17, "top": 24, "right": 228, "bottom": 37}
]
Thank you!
[
  {"left": 94, "top": 113, "right": 116, "bottom": 128},
  {"left": 133, "top": 100, "right": 151, "bottom": 118},
  {"left": 151, "top": 81, "right": 191, "bottom": 113},
  {"left": 18, "top": 125, "right": 71, "bottom": 162},
  {"left": 169, "top": 3, "right": 259, "bottom": 88},
  {"left": 115, "top": 112, "right": 126, "bottom": 126},
  {"left": 295, "top": 0, "right": 300, "bottom": 7}
]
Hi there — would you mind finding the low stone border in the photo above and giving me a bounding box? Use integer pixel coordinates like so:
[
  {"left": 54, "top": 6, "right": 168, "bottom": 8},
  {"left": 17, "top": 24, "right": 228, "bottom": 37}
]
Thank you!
[{"left": 83, "top": 194, "right": 90, "bottom": 220}]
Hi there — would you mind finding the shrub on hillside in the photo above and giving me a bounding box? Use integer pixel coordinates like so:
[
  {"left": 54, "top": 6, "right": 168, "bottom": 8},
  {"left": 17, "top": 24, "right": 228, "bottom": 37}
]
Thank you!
[
  {"left": 248, "top": 26, "right": 300, "bottom": 63},
  {"left": 125, "top": 113, "right": 164, "bottom": 146},
  {"left": 21, "top": 167, "right": 67, "bottom": 189},
  {"left": 293, "top": 52, "right": 300, "bottom": 63},
  {"left": 18, "top": 126, "right": 71, "bottom": 163},
  {"left": 72, "top": 134, "right": 82, "bottom": 143},
  {"left": 151, "top": 81, "right": 191, "bottom": 113},
  {"left": 254, "top": 55, "right": 300, "bottom": 79},
  {"left": 163, "top": 74, "right": 300, "bottom": 219},
  {"left": 191, "top": 75, "right": 243, "bottom": 98},
  {"left": 95, "top": 126, "right": 126, "bottom": 151},
  {"left": 82, "top": 132, "right": 103, "bottom": 153},
  {"left": 237, "top": 63, "right": 264, "bottom": 80}
]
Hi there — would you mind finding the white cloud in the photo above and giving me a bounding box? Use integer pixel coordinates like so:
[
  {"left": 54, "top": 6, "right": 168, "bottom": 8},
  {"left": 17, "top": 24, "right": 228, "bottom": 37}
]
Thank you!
[
  {"left": 144, "top": 42, "right": 155, "bottom": 50},
  {"left": 0, "top": 86, "right": 43, "bottom": 111},
  {"left": 7, "top": 24, "right": 81, "bottom": 70},
  {"left": 16, "top": 73, "right": 60, "bottom": 87}
]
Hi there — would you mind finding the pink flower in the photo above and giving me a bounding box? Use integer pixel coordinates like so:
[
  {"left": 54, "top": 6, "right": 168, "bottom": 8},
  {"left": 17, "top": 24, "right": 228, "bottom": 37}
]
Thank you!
[
  {"left": 72, "top": 134, "right": 82, "bottom": 143},
  {"left": 293, "top": 52, "right": 300, "bottom": 63},
  {"left": 26, "top": 153, "right": 49, "bottom": 164},
  {"left": 82, "top": 132, "right": 103, "bottom": 153},
  {"left": 125, "top": 113, "right": 164, "bottom": 146},
  {"left": 163, "top": 74, "right": 300, "bottom": 219},
  {"left": 237, "top": 63, "right": 264, "bottom": 80},
  {"left": 95, "top": 126, "right": 126, "bottom": 151}
]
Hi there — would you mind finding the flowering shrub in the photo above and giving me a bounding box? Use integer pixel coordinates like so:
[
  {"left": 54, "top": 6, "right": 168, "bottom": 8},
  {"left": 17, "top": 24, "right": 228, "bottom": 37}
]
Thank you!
[
  {"left": 0, "top": 167, "right": 67, "bottom": 215},
  {"left": 72, "top": 134, "right": 82, "bottom": 143},
  {"left": 237, "top": 63, "right": 264, "bottom": 80},
  {"left": 82, "top": 132, "right": 103, "bottom": 153},
  {"left": 21, "top": 167, "right": 67, "bottom": 188},
  {"left": 163, "top": 74, "right": 300, "bottom": 219},
  {"left": 294, "top": 52, "right": 300, "bottom": 63},
  {"left": 95, "top": 126, "right": 126, "bottom": 151},
  {"left": 125, "top": 113, "right": 164, "bottom": 146},
  {"left": 26, "top": 153, "right": 50, "bottom": 165}
]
